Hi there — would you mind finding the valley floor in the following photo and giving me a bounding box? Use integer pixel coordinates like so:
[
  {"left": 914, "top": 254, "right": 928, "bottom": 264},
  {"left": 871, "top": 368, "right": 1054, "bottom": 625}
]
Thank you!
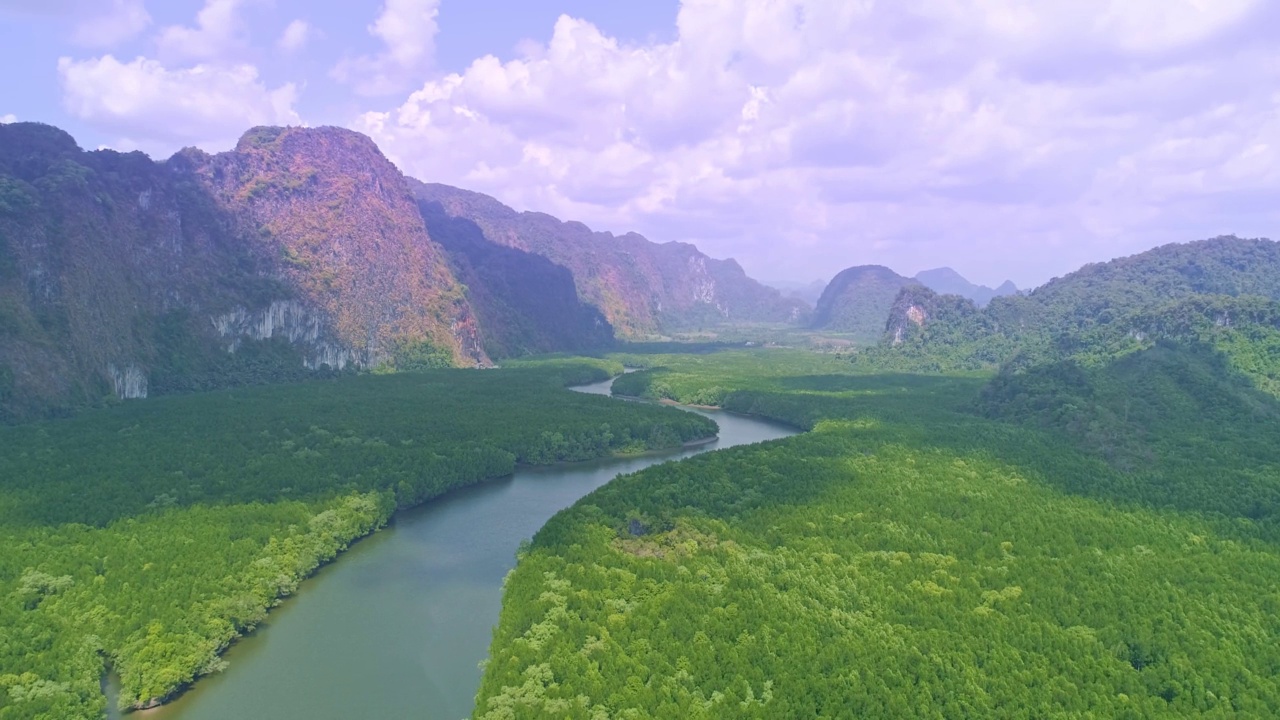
[{"left": 476, "top": 349, "right": 1280, "bottom": 718}]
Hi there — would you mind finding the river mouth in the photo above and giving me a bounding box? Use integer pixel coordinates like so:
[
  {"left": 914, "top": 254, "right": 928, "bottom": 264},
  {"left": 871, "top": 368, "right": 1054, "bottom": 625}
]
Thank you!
[{"left": 138, "top": 378, "right": 797, "bottom": 720}]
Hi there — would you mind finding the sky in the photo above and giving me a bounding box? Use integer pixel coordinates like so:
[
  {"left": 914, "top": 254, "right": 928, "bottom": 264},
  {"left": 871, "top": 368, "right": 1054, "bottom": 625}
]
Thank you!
[{"left": 1, "top": 0, "right": 1277, "bottom": 290}]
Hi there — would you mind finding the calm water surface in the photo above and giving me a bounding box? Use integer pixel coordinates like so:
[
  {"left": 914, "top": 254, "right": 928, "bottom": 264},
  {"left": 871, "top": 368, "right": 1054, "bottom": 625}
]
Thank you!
[{"left": 133, "top": 378, "right": 796, "bottom": 720}]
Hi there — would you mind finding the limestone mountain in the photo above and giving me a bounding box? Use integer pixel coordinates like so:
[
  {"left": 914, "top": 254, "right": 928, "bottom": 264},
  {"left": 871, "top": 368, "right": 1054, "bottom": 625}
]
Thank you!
[
  {"left": 914, "top": 267, "right": 1017, "bottom": 307},
  {"left": 181, "top": 126, "right": 487, "bottom": 370},
  {"left": 0, "top": 123, "right": 493, "bottom": 420},
  {"left": 416, "top": 199, "right": 613, "bottom": 357},
  {"left": 811, "top": 265, "right": 920, "bottom": 342},
  {"left": 409, "top": 181, "right": 808, "bottom": 338}
]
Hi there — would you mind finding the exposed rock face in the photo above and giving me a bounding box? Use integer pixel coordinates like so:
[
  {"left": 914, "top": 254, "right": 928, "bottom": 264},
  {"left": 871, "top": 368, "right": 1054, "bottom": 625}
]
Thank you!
[
  {"left": 0, "top": 123, "right": 281, "bottom": 419},
  {"left": 883, "top": 284, "right": 982, "bottom": 345},
  {"left": 0, "top": 123, "right": 488, "bottom": 421},
  {"left": 811, "top": 265, "right": 920, "bottom": 342},
  {"left": 410, "top": 181, "right": 807, "bottom": 337},
  {"left": 210, "top": 300, "right": 360, "bottom": 369},
  {"left": 914, "top": 267, "right": 1018, "bottom": 307},
  {"left": 183, "top": 126, "right": 486, "bottom": 368}
]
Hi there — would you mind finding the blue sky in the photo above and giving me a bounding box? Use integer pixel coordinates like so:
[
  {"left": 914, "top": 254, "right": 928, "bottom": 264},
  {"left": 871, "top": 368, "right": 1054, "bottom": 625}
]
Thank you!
[{"left": 1, "top": 0, "right": 1278, "bottom": 289}]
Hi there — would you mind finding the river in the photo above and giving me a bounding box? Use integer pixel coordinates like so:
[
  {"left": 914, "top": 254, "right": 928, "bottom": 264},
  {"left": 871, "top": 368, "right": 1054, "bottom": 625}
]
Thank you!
[{"left": 131, "top": 376, "right": 797, "bottom": 720}]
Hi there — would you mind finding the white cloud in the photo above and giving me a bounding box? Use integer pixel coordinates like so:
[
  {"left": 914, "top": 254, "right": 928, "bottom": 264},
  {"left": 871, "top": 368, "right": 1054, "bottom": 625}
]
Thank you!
[
  {"left": 69, "top": 0, "right": 151, "bottom": 48},
  {"left": 156, "top": 0, "right": 250, "bottom": 62},
  {"left": 277, "top": 19, "right": 314, "bottom": 53},
  {"left": 58, "top": 54, "right": 300, "bottom": 155},
  {"left": 0, "top": 114, "right": 16, "bottom": 124},
  {"left": 355, "top": 0, "right": 1280, "bottom": 287},
  {"left": 332, "top": 0, "right": 440, "bottom": 96}
]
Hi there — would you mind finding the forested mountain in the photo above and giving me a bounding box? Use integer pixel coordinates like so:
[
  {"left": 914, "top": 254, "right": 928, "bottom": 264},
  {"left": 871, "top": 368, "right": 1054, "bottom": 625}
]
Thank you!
[
  {"left": 863, "top": 235, "right": 1280, "bottom": 372},
  {"left": 914, "top": 266, "right": 1017, "bottom": 306},
  {"left": 810, "top": 265, "right": 920, "bottom": 342},
  {"left": 409, "top": 181, "right": 808, "bottom": 337}
]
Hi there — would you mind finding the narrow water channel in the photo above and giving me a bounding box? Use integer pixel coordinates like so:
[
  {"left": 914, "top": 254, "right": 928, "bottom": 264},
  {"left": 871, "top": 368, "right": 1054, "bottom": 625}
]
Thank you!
[{"left": 135, "top": 377, "right": 797, "bottom": 720}]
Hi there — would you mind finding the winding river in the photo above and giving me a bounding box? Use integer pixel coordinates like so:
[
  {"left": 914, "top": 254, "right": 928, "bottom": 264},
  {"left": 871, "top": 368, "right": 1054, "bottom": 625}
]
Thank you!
[{"left": 132, "top": 377, "right": 797, "bottom": 720}]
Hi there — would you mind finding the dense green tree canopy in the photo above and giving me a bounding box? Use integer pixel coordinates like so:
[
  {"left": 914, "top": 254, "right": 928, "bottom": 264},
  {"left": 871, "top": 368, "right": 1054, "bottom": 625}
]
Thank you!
[
  {"left": 0, "top": 360, "right": 715, "bottom": 718},
  {"left": 477, "top": 348, "right": 1280, "bottom": 718}
]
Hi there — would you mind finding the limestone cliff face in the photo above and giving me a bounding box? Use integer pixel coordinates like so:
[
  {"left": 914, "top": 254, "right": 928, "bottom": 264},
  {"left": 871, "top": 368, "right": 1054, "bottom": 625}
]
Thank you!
[
  {"left": 184, "top": 126, "right": 486, "bottom": 368},
  {"left": 416, "top": 199, "right": 614, "bottom": 357},
  {"left": 411, "top": 181, "right": 807, "bottom": 338},
  {"left": 0, "top": 123, "right": 285, "bottom": 419},
  {"left": 0, "top": 123, "right": 489, "bottom": 421}
]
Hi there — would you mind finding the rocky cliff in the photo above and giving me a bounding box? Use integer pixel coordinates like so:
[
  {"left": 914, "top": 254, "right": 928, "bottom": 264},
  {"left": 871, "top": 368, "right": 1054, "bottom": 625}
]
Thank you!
[
  {"left": 183, "top": 126, "right": 486, "bottom": 369},
  {"left": 410, "top": 181, "right": 807, "bottom": 338},
  {"left": 0, "top": 123, "right": 488, "bottom": 421}
]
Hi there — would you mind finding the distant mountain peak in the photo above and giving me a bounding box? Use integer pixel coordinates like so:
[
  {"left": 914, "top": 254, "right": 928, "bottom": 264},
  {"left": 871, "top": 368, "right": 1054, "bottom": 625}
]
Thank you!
[
  {"left": 409, "top": 181, "right": 808, "bottom": 336},
  {"left": 811, "top": 265, "right": 920, "bottom": 341},
  {"left": 914, "top": 267, "right": 1017, "bottom": 307}
]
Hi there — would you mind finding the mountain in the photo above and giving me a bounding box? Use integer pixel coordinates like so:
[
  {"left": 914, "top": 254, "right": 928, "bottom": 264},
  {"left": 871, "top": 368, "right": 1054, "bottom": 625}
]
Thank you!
[
  {"left": 181, "top": 126, "right": 487, "bottom": 369},
  {"left": 1, "top": 121, "right": 811, "bottom": 420},
  {"left": 415, "top": 200, "right": 614, "bottom": 357},
  {"left": 762, "top": 278, "right": 828, "bottom": 306},
  {"left": 914, "top": 267, "right": 1017, "bottom": 307},
  {"left": 1, "top": 123, "right": 520, "bottom": 421},
  {"left": 866, "top": 236, "right": 1280, "bottom": 372},
  {"left": 811, "top": 265, "right": 920, "bottom": 342},
  {"left": 1, "top": 122, "right": 300, "bottom": 420},
  {"left": 409, "top": 181, "right": 808, "bottom": 338}
]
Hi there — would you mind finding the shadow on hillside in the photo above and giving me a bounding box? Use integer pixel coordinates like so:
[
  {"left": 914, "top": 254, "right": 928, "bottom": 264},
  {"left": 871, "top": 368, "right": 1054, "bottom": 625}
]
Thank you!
[
  {"left": 418, "top": 200, "right": 614, "bottom": 356},
  {"left": 976, "top": 339, "right": 1280, "bottom": 524}
]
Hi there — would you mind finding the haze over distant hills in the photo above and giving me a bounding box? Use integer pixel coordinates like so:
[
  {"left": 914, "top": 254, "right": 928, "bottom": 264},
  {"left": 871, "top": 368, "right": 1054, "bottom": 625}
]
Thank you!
[
  {"left": 762, "top": 278, "right": 828, "bottom": 306},
  {"left": 411, "top": 181, "right": 806, "bottom": 338},
  {"left": 914, "top": 267, "right": 1018, "bottom": 307}
]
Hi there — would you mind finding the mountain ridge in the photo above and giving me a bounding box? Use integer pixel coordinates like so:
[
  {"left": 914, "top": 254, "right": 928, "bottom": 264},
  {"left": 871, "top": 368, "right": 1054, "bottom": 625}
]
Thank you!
[
  {"left": 811, "top": 264, "right": 920, "bottom": 342},
  {"left": 914, "top": 266, "right": 1017, "bottom": 307},
  {"left": 408, "top": 180, "right": 809, "bottom": 338},
  {"left": 0, "top": 122, "right": 809, "bottom": 421}
]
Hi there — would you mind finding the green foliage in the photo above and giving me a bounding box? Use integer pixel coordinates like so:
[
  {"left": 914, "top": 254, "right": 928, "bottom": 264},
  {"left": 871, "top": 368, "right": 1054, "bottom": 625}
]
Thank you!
[
  {"left": 0, "top": 366, "right": 715, "bottom": 717},
  {"left": 238, "top": 126, "right": 287, "bottom": 151},
  {"left": 0, "top": 176, "right": 38, "bottom": 216},
  {"left": 609, "top": 349, "right": 858, "bottom": 402},
  {"left": 976, "top": 342, "right": 1280, "bottom": 518},
  {"left": 31, "top": 159, "right": 92, "bottom": 194},
  {"left": 147, "top": 310, "right": 322, "bottom": 396},
  {"left": 0, "top": 365, "right": 12, "bottom": 401},
  {"left": 860, "top": 236, "right": 1280, "bottom": 374},
  {"left": 390, "top": 338, "right": 455, "bottom": 371},
  {"left": 811, "top": 265, "right": 917, "bottom": 342},
  {"left": 479, "top": 348, "right": 1280, "bottom": 718}
]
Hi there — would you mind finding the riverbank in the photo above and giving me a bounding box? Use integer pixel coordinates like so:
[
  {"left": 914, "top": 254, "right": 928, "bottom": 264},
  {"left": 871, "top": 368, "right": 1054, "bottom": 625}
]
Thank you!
[{"left": 139, "top": 381, "right": 798, "bottom": 720}]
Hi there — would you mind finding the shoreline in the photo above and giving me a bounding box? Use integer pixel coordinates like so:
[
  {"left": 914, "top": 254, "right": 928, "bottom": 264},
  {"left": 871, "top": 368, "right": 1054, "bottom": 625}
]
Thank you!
[{"left": 119, "top": 378, "right": 713, "bottom": 714}]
